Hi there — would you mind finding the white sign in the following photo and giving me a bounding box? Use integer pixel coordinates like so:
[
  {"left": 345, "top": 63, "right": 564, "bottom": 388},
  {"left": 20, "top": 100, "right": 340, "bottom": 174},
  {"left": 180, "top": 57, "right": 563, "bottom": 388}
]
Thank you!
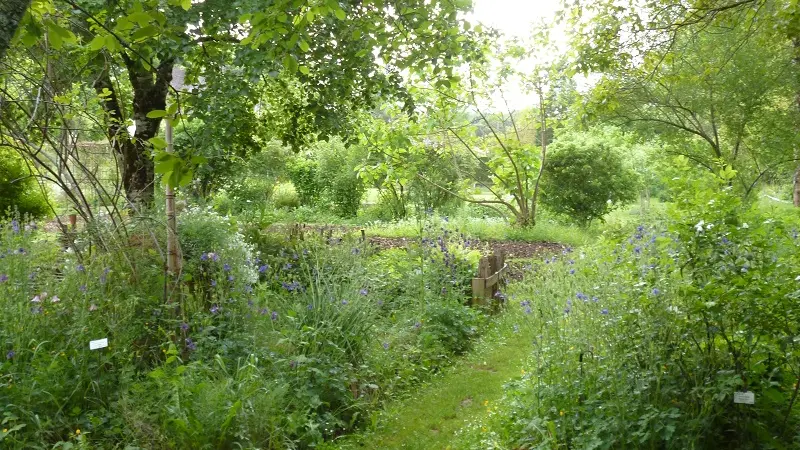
[
  {"left": 89, "top": 338, "right": 108, "bottom": 350},
  {"left": 733, "top": 391, "right": 755, "bottom": 404}
]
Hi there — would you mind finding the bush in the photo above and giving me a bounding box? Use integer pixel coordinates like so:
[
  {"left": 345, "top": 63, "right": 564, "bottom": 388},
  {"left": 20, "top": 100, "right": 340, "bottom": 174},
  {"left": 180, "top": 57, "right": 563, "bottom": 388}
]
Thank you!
[
  {"left": 541, "top": 132, "right": 639, "bottom": 226},
  {"left": 271, "top": 182, "right": 300, "bottom": 210},
  {"left": 0, "top": 149, "right": 49, "bottom": 218},
  {"left": 286, "top": 156, "right": 321, "bottom": 206},
  {"left": 462, "top": 167, "right": 800, "bottom": 449}
]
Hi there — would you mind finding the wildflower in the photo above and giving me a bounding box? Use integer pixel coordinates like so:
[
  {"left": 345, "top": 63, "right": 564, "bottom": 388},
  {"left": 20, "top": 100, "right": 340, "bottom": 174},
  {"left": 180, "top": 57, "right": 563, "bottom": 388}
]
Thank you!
[
  {"left": 601, "top": 308, "right": 609, "bottom": 315},
  {"left": 223, "top": 263, "right": 231, "bottom": 272},
  {"left": 694, "top": 220, "right": 705, "bottom": 233},
  {"left": 17, "top": 248, "right": 25, "bottom": 254},
  {"left": 79, "top": 284, "right": 87, "bottom": 292},
  {"left": 211, "top": 253, "right": 220, "bottom": 262},
  {"left": 244, "top": 284, "right": 253, "bottom": 294},
  {"left": 741, "top": 223, "right": 749, "bottom": 229},
  {"left": 591, "top": 296, "right": 599, "bottom": 303},
  {"left": 271, "top": 311, "right": 278, "bottom": 321},
  {"left": 75, "top": 429, "right": 80, "bottom": 435},
  {"left": 652, "top": 288, "right": 660, "bottom": 296},
  {"left": 494, "top": 291, "right": 507, "bottom": 301},
  {"left": 185, "top": 338, "right": 197, "bottom": 351},
  {"left": 303, "top": 249, "right": 309, "bottom": 256},
  {"left": 414, "top": 321, "right": 421, "bottom": 329},
  {"left": 210, "top": 305, "right": 220, "bottom": 314},
  {"left": 258, "top": 264, "right": 268, "bottom": 273},
  {"left": 6, "top": 350, "right": 14, "bottom": 360},
  {"left": 180, "top": 322, "right": 189, "bottom": 332},
  {"left": 76, "top": 264, "right": 85, "bottom": 272},
  {"left": 524, "top": 306, "right": 532, "bottom": 314},
  {"left": 341, "top": 299, "right": 348, "bottom": 305},
  {"left": 569, "top": 269, "right": 575, "bottom": 275},
  {"left": 0, "top": 274, "right": 7, "bottom": 283},
  {"left": 210, "top": 280, "right": 217, "bottom": 287},
  {"left": 634, "top": 246, "right": 641, "bottom": 254},
  {"left": 576, "top": 292, "right": 587, "bottom": 301},
  {"left": 382, "top": 342, "right": 390, "bottom": 350},
  {"left": 721, "top": 236, "right": 730, "bottom": 245},
  {"left": 359, "top": 288, "right": 369, "bottom": 296},
  {"left": 11, "top": 220, "right": 19, "bottom": 233},
  {"left": 377, "top": 300, "right": 384, "bottom": 307},
  {"left": 283, "top": 263, "right": 293, "bottom": 270},
  {"left": 227, "top": 275, "right": 234, "bottom": 281},
  {"left": 441, "top": 287, "right": 447, "bottom": 295},
  {"left": 351, "top": 247, "right": 360, "bottom": 255},
  {"left": 50, "top": 295, "right": 60, "bottom": 303},
  {"left": 307, "top": 304, "right": 313, "bottom": 310},
  {"left": 292, "top": 253, "right": 298, "bottom": 260},
  {"left": 259, "top": 308, "right": 268, "bottom": 315},
  {"left": 569, "top": 259, "right": 575, "bottom": 265},
  {"left": 200, "top": 253, "right": 209, "bottom": 262},
  {"left": 741, "top": 266, "right": 749, "bottom": 273},
  {"left": 513, "top": 324, "right": 520, "bottom": 333},
  {"left": 89, "top": 304, "right": 97, "bottom": 311},
  {"left": 31, "top": 295, "right": 41, "bottom": 303}
]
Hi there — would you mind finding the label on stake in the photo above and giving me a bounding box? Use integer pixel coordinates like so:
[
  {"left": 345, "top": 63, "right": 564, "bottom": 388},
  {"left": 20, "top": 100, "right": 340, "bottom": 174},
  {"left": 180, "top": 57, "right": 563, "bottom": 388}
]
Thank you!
[
  {"left": 89, "top": 338, "right": 108, "bottom": 350},
  {"left": 733, "top": 391, "right": 755, "bottom": 404}
]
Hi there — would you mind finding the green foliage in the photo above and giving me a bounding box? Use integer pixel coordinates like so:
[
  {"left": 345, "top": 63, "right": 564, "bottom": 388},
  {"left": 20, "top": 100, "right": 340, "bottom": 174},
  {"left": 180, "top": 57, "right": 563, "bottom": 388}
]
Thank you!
[
  {"left": 0, "top": 149, "right": 49, "bottom": 218},
  {"left": 462, "top": 167, "right": 800, "bottom": 449},
  {"left": 286, "top": 156, "right": 321, "bottom": 206},
  {"left": 271, "top": 182, "right": 300, "bottom": 210},
  {"left": 541, "top": 131, "right": 639, "bottom": 225}
]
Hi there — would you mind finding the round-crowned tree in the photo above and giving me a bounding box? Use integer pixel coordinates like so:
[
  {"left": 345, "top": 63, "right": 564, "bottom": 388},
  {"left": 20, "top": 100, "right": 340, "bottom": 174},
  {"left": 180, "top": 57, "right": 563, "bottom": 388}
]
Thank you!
[
  {"left": 541, "top": 135, "right": 639, "bottom": 226},
  {"left": 0, "top": 149, "right": 49, "bottom": 219}
]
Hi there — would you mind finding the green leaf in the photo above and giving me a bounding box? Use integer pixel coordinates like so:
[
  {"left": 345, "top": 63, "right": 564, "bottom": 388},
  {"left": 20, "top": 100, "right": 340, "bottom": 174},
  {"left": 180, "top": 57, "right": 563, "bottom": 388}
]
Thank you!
[
  {"left": 298, "top": 65, "right": 310, "bottom": 75},
  {"left": 146, "top": 110, "right": 167, "bottom": 119},
  {"left": 180, "top": 0, "right": 192, "bottom": 11},
  {"left": 149, "top": 137, "right": 168, "bottom": 149},
  {"left": 283, "top": 54, "right": 298, "bottom": 73},
  {"left": 298, "top": 39, "right": 310, "bottom": 52},
  {"left": 88, "top": 35, "right": 105, "bottom": 51},
  {"left": 334, "top": 8, "right": 346, "bottom": 20},
  {"left": 132, "top": 25, "right": 159, "bottom": 41}
]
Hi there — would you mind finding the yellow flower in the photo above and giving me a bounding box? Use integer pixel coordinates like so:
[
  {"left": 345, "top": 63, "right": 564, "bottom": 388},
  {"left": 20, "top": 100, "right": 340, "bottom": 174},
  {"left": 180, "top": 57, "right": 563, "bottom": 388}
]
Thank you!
[
  {"left": 3, "top": 428, "right": 7, "bottom": 433},
  {"left": 75, "top": 429, "right": 81, "bottom": 435},
  {"left": 559, "top": 410, "right": 565, "bottom": 416},
  {"left": 483, "top": 400, "right": 489, "bottom": 406},
  {"left": 521, "top": 369, "right": 526, "bottom": 375}
]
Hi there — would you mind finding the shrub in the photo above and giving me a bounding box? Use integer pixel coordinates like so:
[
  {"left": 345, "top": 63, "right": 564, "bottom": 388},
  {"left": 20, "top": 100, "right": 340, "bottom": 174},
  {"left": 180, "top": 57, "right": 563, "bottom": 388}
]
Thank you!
[
  {"left": 0, "top": 149, "right": 49, "bottom": 218},
  {"left": 286, "top": 156, "right": 321, "bottom": 205},
  {"left": 271, "top": 182, "right": 300, "bottom": 210},
  {"left": 541, "top": 132, "right": 639, "bottom": 226}
]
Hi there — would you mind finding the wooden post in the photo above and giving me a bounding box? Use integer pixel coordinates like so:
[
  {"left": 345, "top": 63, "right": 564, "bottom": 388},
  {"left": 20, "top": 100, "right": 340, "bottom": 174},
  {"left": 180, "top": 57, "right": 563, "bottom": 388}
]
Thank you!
[
  {"left": 165, "top": 66, "right": 185, "bottom": 278},
  {"left": 68, "top": 214, "right": 77, "bottom": 230},
  {"left": 360, "top": 229, "right": 366, "bottom": 242}
]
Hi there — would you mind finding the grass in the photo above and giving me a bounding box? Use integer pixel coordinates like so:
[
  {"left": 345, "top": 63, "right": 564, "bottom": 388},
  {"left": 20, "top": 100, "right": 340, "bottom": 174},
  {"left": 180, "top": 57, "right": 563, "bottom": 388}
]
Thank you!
[{"left": 328, "top": 309, "right": 534, "bottom": 450}]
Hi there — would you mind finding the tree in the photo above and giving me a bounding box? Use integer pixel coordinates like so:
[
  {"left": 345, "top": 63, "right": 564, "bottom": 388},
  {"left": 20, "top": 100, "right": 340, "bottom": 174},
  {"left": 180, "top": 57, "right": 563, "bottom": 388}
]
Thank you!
[{"left": 0, "top": 0, "right": 31, "bottom": 59}]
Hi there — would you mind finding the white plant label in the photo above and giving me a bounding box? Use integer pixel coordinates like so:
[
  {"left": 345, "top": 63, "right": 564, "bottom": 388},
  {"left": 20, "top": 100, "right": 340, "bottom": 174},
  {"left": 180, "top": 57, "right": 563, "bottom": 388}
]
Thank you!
[
  {"left": 733, "top": 391, "right": 755, "bottom": 405},
  {"left": 89, "top": 338, "right": 108, "bottom": 350}
]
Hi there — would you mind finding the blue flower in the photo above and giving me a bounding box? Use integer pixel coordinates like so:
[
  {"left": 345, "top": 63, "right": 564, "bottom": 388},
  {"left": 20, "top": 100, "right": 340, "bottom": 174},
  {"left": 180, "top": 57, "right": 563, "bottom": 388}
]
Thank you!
[
  {"left": 200, "top": 253, "right": 209, "bottom": 262},
  {"left": 359, "top": 288, "right": 369, "bottom": 296},
  {"left": 271, "top": 311, "right": 279, "bottom": 321},
  {"left": 524, "top": 306, "right": 532, "bottom": 314},
  {"left": 513, "top": 324, "right": 520, "bottom": 333},
  {"left": 576, "top": 292, "right": 587, "bottom": 301},
  {"left": 414, "top": 321, "right": 421, "bottom": 329},
  {"left": 601, "top": 308, "right": 609, "bottom": 315},
  {"left": 76, "top": 264, "right": 85, "bottom": 272},
  {"left": 569, "top": 269, "right": 575, "bottom": 275},
  {"left": 283, "top": 263, "right": 293, "bottom": 270},
  {"left": 79, "top": 284, "right": 87, "bottom": 292},
  {"left": 259, "top": 308, "right": 268, "bottom": 315},
  {"left": 495, "top": 291, "right": 507, "bottom": 301},
  {"left": 180, "top": 322, "right": 189, "bottom": 332},
  {"left": 352, "top": 247, "right": 361, "bottom": 255},
  {"left": 634, "top": 246, "right": 641, "bottom": 254},
  {"left": 11, "top": 220, "right": 19, "bottom": 233},
  {"left": 564, "top": 307, "right": 571, "bottom": 314},
  {"left": 382, "top": 342, "right": 390, "bottom": 350},
  {"left": 185, "top": 338, "right": 196, "bottom": 351},
  {"left": 210, "top": 280, "right": 217, "bottom": 287},
  {"left": 0, "top": 274, "right": 7, "bottom": 283},
  {"left": 258, "top": 264, "right": 268, "bottom": 273},
  {"left": 210, "top": 305, "right": 220, "bottom": 314},
  {"left": 6, "top": 350, "right": 15, "bottom": 360},
  {"left": 341, "top": 299, "right": 348, "bottom": 305},
  {"left": 223, "top": 263, "right": 231, "bottom": 272},
  {"left": 227, "top": 275, "right": 234, "bottom": 281},
  {"left": 652, "top": 288, "right": 660, "bottom": 295},
  {"left": 307, "top": 304, "right": 313, "bottom": 310},
  {"left": 591, "top": 296, "right": 599, "bottom": 303}
]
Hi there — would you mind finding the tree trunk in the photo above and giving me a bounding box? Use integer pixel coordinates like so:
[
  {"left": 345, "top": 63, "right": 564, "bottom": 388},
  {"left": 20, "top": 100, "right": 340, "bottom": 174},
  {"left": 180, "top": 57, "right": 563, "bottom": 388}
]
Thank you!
[
  {"left": 794, "top": 164, "right": 800, "bottom": 207},
  {"left": 530, "top": 86, "right": 548, "bottom": 226},
  {"left": 0, "top": 0, "right": 31, "bottom": 60},
  {"left": 93, "top": 55, "right": 173, "bottom": 205}
]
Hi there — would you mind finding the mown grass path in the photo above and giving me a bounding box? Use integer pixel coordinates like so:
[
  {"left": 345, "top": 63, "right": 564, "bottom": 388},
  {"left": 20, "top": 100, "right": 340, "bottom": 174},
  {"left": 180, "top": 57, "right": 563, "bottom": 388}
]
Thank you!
[{"left": 332, "top": 312, "right": 532, "bottom": 449}]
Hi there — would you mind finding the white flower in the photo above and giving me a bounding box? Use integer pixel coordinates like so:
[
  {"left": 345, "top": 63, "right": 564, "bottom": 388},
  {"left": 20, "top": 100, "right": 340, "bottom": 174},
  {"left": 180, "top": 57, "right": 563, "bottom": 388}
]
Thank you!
[
  {"left": 795, "top": 275, "right": 800, "bottom": 281},
  {"left": 694, "top": 220, "right": 705, "bottom": 233},
  {"left": 50, "top": 295, "right": 60, "bottom": 303},
  {"left": 741, "top": 223, "right": 749, "bottom": 229},
  {"left": 31, "top": 295, "right": 41, "bottom": 303},
  {"left": 706, "top": 223, "right": 714, "bottom": 230}
]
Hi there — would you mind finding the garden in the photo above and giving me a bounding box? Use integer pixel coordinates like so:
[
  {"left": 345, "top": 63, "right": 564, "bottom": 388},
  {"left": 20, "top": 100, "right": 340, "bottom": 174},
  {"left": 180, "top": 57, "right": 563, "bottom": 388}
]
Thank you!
[{"left": 1, "top": 0, "right": 800, "bottom": 448}]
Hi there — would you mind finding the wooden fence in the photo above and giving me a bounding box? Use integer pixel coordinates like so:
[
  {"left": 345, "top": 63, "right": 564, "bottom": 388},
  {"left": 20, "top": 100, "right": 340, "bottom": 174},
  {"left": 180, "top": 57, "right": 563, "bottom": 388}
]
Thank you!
[{"left": 471, "top": 250, "right": 507, "bottom": 306}]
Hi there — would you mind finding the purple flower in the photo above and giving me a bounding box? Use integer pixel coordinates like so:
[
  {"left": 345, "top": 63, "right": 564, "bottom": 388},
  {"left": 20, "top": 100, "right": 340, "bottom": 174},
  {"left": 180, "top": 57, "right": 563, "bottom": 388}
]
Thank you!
[
  {"left": 292, "top": 253, "right": 298, "bottom": 260},
  {"left": 11, "top": 220, "right": 20, "bottom": 233},
  {"left": 258, "top": 265, "right": 268, "bottom": 273},
  {"left": 259, "top": 308, "right": 268, "bottom": 315},
  {"left": 31, "top": 295, "right": 41, "bottom": 303},
  {"left": 79, "top": 284, "right": 87, "bottom": 292},
  {"left": 634, "top": 246, "right": 641, "bottom": 254},
  {"left": 223, "top": 263, "right": 231, "bottom": 272},
  {"left": 341, "top": 299, "right": 348, "bottom": 305},
  {"left": 185, "top": 338, "right": 196, "bottom": 351},
  {"left": 359, "top": 288, "right": 368, "bottom": 296},
  {"left": 0, "top": 274, "right": 8, "bottom": 283},
  {"left": 210, "top": 305, "right": 220, "bottom": 314},
  {"left": 210, "top": 253, "right": 220, "bottom": 262},
  {"left": 564, "top": 307, "right": 571, "bottom": 314},
  {"left": 591, "top": 296, "right": 599, "bottom": 303},
  {"left": 180, "top": 322, "right": 189, "bottom": 332},
  {"left": 307, "top": 304, "right": 313, "bottom": 310},
  {"left": 303, "top": 249, "right": 309, "bottom": 256},
  {"left": 524, "top": 306, "right": 532, "bottom": 314},
  {"left": 576, "top": 292, "right": 587, "bottom": 301},
  {"left": 17, "top": 248, "right": 25, "bottom": 254},
  {"left": 495, "top": 291, "right": 507, "bottom": 301},
  {"left": 569, "top": 269, "right": 575, "bottom": 275},
  {"left": 271, "top": 311, "right": 278, "bottom": 321},
  {"left": 520, "top": 300, "right": 531, "bottom": 307},
  {"left": 50, "top": 295, "right": 60, "bottom": 303},
  {"left": 6, "top": 350, "right": 15, "bottom": 360},
  {"left": 227, "top": 275, "right": 234, "bottom": 282},
  {"left": 382, "top": 342, "right": 390, "bottom": 350},
  {"left": 76, "top": 264, "right": 85, "bottom": 272},
  {"left": 210, "top": 280, "right": 217, "bottom": 287},
  {"left": 414, "top": 321, "right": 421, "bottom": 329},
  {"left": 283, "top": 263, "right": 293, "bottom": 270},
  {"left": 200, "top": 253, "right": 209, "bottom": 262},
  {"left": 601, "top": 308, "right": 609, "bottom": 315},
  {"left": 377, "top": 300, "right": 384, "bottom": 307}
]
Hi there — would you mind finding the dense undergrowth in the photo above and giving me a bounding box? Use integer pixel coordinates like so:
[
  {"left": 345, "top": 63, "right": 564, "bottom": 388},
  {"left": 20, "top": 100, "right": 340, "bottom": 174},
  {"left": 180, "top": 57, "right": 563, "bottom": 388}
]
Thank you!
[
  {"left": 0, "top": 212, "right": 488, "bottom": 449},
  {"left": 458, "top": 172, "right": 800, "bottom": 449}
]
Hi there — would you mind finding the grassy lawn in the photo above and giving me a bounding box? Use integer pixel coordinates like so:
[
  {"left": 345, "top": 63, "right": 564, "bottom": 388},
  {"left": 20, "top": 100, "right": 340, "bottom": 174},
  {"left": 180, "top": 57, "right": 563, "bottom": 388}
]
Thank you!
[{"left": 329, "top": 309, "right": 532, "bottom": 450}]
